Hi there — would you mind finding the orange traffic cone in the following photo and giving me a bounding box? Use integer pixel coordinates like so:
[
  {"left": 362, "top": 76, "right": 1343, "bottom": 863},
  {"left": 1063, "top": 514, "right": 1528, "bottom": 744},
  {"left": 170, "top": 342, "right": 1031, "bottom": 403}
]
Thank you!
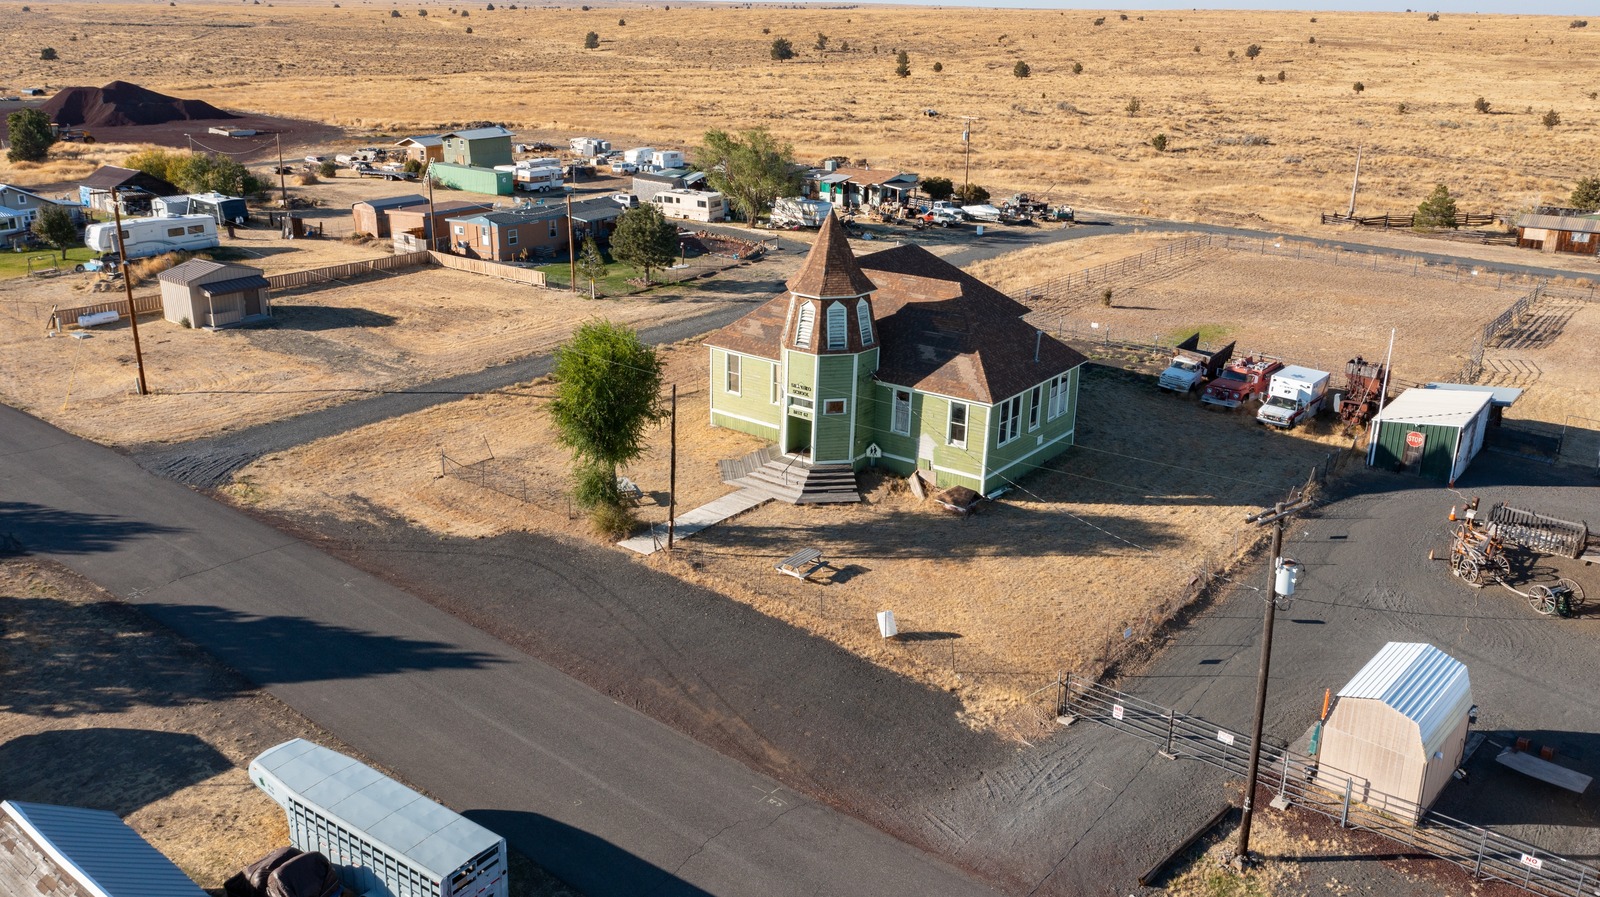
[{"left": 1448, "top": 505, "right": 1457, "bottom": 521}]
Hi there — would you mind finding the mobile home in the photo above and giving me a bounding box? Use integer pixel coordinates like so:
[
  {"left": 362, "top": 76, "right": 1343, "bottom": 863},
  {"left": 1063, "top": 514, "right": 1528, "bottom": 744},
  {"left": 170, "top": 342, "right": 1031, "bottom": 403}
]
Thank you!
[
  {"left": 84, "top": 214, "right": 220, "bottom": 258},
  {"left": 250, "top": 739, "right": 508, "bottom": 897},
  {"left": 654, "top": 188, "right": 727, "bottom": 223},
  {"left": 650, "top": 149, "right": 685, "bottom": 171}
]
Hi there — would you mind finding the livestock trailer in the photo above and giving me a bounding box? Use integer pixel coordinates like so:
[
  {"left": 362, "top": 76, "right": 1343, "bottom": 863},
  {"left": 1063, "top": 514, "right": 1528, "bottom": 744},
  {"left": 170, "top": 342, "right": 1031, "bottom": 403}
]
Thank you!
[
  {"left": 250, "top": 739, "right": 508, "bottom": 897},
  {"left": 84, "top": 214, "right": 220, "bottom": 259}
]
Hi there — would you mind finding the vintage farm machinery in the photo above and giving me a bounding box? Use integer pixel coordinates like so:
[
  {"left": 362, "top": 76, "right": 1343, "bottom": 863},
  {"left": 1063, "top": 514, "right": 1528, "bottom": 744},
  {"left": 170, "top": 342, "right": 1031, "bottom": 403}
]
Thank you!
[
  {"left": 1436, "top": 499, "right": 1591, "bottom": 616},
  {"left": 1337, "top": 356, "right": 1386, "bottom": 431}
]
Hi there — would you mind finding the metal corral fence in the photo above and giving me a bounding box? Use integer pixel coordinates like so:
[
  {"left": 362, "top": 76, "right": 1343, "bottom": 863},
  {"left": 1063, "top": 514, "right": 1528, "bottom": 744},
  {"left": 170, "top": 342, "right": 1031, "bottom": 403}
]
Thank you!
[
  {"left": 266, "top": 251, "right": 432, "bottom": 290},
  {"left": 1455, "top": 282, "right": 1546, "bottom": 383},
  {"left": 1016, "top": 234, "right": 1218, "bottom": 306},
  {"left": 1052, "top": 674, "right": 1600, "bottom": 897}
]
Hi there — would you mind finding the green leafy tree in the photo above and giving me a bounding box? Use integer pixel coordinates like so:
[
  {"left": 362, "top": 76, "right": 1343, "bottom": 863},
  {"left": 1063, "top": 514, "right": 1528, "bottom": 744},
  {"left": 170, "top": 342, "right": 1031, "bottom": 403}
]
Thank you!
[
  {"left": 30, "top": 204, "right": 78, "bottom": 259},
  {"left": 895, "top": 49, "right": 910, "bottom": 78},
  {"left": 1013, "top": 60, "right": 1031, "bottom": 78},
  {"left": 920, "top": 176, "right": 954, "bottom": 202},
  {"left": 1414, "top": 183, "right": 1458, "bottom": 229},
  {"left": 576, "top": 235, "right": 607, "bottom": 299},
  {"left": 548, "top": 320, "right": 665, "bottom": 513},
  {"left": 952, "top": 183, "right": 990, "bottom": 205},
  {"left": 584, "top": 31, "right": 599, "bottom": 48},
  {"left": 694, "top": 127, "right": 800, "bottom": 223},
  {"left": 6, "top": 109, "right": 56, "bottom": 163},
  {"left": 610, "top": 203, "right": 678, "bottom": 283},
  {"left": 1569, "top": 176, "right": 1600, "bottom": 210},
  {"left": 770, "top": 37, "right": 794, "bottom": 60},
  {"left": 175, "top": 153, "right": 262, "bottom": 195}
]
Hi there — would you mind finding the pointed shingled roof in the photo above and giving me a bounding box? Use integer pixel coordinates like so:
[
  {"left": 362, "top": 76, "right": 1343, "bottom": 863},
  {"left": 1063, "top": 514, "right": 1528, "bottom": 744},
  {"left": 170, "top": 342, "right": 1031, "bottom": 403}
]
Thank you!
[{"left": 786, "top": 211, "right": 877, "bottom": 299}]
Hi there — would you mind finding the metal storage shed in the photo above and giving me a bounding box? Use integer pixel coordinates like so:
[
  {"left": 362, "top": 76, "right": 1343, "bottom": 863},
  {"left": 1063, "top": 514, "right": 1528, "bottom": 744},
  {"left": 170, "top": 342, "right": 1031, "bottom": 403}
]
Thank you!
[
  {"left": 1367, "top": 387, "right": 1493, "bottom": 484},
  {"left": 1319, "top": 643, "right": 1473, "bottom": 823},
  {"left": 0, "top": 800, "right": 209, "bottom": 897},
  {"left": 250, "top": 739, "right": 507, "bottom": 897},
  {"left": 157, "top": 259, "right": 271, "bottom": 329}
]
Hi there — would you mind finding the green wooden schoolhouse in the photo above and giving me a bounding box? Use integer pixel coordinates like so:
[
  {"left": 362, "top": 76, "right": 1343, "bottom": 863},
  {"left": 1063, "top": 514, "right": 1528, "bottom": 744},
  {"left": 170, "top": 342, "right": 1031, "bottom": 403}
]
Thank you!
[{"left": 705, "top": 212, "right": 1088, "bottom": 501}]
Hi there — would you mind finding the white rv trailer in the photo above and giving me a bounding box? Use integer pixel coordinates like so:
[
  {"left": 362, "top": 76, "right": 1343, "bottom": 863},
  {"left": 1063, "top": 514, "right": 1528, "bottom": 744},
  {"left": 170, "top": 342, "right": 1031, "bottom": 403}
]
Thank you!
[
  {"left": 653, "top": 188, "right": 727, "bottom": 223},
  {"left": 251, "top": 739, "right": 508, "bottom": 897},
  {"left": 84, "top": 214, "right": 220, "bottom": 258}
]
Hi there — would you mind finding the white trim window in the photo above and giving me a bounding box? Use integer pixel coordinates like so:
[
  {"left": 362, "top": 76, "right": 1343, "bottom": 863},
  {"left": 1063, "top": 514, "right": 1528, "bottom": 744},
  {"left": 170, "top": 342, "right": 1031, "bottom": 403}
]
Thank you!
[
  {"left": 891, "top": 389, "right": 912, "bottom": 436},
  {"left": 997, "top": 395, "right": 1022, "bottom": 446},
  {"left": 725, "top": 353, "right": 741, "bottom": 395},
  {"left": 1049, "top": 373, "right": 1070, "bottom": 419},
  {"left": 770, "top": 363, "right": 781, "bottom": 404},
  {"left": 479, "top": 229, "right": 490, "bottom": 247},
  {"left": 826, "top": 302, "right": 848, "bottom": 350},
  {"left": 795, "top": 302, "right": 815, "bottom": 348},
  {"left": 1028, "top": 385, "right": 1043, "bottom": 431},
  {"left": 507, "top": 229, "right": 518, "bottom": 246},
  {"left": 549, "top": 219, "right": 559, "bottom": 238},
  {"left": 823, "top": 398, "right": 847, "bottom": 415},
  {"left": 856, "top": 298, "right": 873, "bottom": 345},
  {"left": 947, "top": 401, "right": 968, "bottom": 448}
]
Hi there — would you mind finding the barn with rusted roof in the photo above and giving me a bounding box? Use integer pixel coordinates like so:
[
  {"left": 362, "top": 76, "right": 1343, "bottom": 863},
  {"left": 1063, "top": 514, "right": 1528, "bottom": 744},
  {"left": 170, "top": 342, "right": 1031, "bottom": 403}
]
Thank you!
[{"left": 704, "top": 211, "right": 1087, "bottom": 499}]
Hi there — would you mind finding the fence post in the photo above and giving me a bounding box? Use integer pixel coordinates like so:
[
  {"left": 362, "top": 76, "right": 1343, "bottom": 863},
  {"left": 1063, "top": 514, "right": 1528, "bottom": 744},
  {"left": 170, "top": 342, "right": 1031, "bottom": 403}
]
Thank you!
[
  {"left": 1471, "top": 829, "right": 1488, "bottom": 879},
  {"left": 1060, "top": 673, "right": 1072, "bottom": 715},
  {"left": 1163, "top": 710, "right": 1176, "bottom": 757},
  {"left": 1340, "top": 778, "right": 1352, "bottom": 828}
]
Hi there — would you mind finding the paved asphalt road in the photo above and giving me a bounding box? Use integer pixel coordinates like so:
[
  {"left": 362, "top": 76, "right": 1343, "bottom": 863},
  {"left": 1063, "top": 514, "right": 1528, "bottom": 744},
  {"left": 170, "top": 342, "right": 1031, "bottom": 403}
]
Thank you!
[{"left": 0, "top": 405, "right": 1001, "bottom": 897}]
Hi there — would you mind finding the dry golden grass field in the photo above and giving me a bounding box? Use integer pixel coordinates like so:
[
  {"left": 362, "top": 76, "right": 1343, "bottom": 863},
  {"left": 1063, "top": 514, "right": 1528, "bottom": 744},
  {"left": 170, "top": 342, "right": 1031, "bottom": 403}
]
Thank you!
[{"left": 2, "top": 2, "right": 1596, "bottom": 227}]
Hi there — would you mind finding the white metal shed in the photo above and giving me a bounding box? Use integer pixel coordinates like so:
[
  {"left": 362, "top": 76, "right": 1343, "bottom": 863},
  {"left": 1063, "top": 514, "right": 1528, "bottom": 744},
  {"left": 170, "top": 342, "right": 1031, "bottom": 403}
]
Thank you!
[
  {"left": 0, "top": 800, "right": 209, "bottom": 897},
  {"left": 250, "top": 739, "right": 506, "bottom": 897},
  {"left": 1319, "top": 643, "right": 1473, "bottom": 822}
]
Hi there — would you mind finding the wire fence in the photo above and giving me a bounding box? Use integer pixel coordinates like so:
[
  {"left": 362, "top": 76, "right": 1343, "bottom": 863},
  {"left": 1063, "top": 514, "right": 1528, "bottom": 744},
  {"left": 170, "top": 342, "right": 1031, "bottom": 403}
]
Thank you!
[
  {"left": 438, "top": 447, "right": 576, "bottom": 519},
  {"left": 1048, "top": 674, "right": 1600, "bottom": 897},
  {"left": 1456, "top": 282, "right": 1547, "bottom": 383}
]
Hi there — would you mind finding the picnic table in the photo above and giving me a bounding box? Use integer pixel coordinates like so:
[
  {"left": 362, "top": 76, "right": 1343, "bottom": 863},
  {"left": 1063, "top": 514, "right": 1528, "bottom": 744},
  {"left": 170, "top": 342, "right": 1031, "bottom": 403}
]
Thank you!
[
  {"left": 776, "top": 547, "right": 828, "bottom": 581},
  {"left": 616, "top": 476, "right": 643, "bottom": 505}
]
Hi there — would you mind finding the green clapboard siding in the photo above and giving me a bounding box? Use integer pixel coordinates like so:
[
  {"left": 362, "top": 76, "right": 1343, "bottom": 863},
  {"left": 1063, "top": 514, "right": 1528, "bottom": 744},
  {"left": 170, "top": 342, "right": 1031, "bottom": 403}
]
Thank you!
[
  {"left": 981, "top": 369, "right": 1079, "bottom": 494},
  {"left": 813, "top": 354, "right": 857, "bottom": 462},
  {"left": 431, "top": 163, "right": 513, "bottom": 196},
  {"left": 1372, "top": 420, "right": 1458, "bottom": 481},
  {"left": 709, "top": 349, "right": 780, "bottom": 438}
]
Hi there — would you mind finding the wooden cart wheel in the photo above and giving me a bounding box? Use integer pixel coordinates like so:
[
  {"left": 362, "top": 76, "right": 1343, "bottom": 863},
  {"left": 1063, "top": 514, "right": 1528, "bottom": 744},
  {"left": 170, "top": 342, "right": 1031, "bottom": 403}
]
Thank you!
[
  {"left": 1452, "top": 555, "right": 1481, "bottom": 584},
  {"left": 1489, "top": 553, "right": 1511, "bottom": 581},
  {"left": 1560, "top": 578, "right": 1586, "bottom": 613},
  {"left": 1527, "top": 585, "right": 1557, "bottom": 616}
]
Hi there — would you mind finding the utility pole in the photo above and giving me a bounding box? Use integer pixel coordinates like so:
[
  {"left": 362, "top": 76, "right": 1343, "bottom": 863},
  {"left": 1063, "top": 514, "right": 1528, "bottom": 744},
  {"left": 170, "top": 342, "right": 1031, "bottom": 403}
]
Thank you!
[
  {"left": 1235, "top": 497, "right": 1311, "bottom": 864},
  {"left": 566, "top": 189, "right": 576, "bottom": 293},
  {"left": 275, "top": 133, "right": 289, "bottom": 210},
  {"left": 109, "top": 187, "right": 148, "bottom": 396},
  {"left": 1346, "top": 144, "right": 1362, "bottom": 219},
  {"left": 667, "top": 383, "right": 678, "bottom": 550},
  {"left": 961, "top": 118, "right": 974, "bottom": 200},
  {"left": 425, "top": 163, "right": 440, "bottom": 252}
]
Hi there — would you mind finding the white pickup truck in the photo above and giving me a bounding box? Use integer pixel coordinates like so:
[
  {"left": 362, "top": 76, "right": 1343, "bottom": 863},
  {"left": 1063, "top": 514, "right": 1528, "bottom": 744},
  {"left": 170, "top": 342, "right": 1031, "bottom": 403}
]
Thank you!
[{"left": 1256, "top": 366, "right": 1330, "bottom": 428}]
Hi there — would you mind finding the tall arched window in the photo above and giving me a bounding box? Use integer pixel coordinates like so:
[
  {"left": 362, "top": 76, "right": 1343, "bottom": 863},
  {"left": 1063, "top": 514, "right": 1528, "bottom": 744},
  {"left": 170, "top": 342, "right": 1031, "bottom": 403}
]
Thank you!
[
  {"left": 856, "top": 298, "right": 873, "bottom": 345},
  {"left": 826, "top": 302, "right": 848, "bottom": 350},
  {"left": 795, "top": 302, "right": 815, "bottom": 348}
]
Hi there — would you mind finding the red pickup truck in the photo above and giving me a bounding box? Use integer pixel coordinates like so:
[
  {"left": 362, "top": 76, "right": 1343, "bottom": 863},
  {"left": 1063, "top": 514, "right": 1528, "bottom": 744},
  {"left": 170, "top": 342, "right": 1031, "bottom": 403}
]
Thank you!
[{"left": 1201, "top": 356, "right": 1283, "bottom": 409}]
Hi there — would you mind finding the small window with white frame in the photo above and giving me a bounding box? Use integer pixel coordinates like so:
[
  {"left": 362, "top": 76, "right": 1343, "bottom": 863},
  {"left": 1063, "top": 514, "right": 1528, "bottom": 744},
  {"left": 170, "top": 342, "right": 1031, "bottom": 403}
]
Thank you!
[
  {"left": 823, "top": 398, "right": 847, "bottom": 415},
  {"left": 947, "top": 401, "right": 968, "bottom": 447},
  {"left": 996, "top": 395, "right": 1022, "bottom": 445},
  {"left": 507, "top": 229, "right": 518, "bottom": 246},
  {"left": 891, "top": 389, "right": 911, "bottom": 435},
  {"left": 1028, "top": 384, "right": 1042, "bottom": 430},
  {"left": 725, "top": 353, "right": 741, "bottom": 394}
]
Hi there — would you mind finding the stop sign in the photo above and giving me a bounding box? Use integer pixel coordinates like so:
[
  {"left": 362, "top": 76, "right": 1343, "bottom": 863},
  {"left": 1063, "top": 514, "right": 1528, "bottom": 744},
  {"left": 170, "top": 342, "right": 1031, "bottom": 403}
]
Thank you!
[{"left": 1406, "top": 431, "right": 1425, "bottom": 448}]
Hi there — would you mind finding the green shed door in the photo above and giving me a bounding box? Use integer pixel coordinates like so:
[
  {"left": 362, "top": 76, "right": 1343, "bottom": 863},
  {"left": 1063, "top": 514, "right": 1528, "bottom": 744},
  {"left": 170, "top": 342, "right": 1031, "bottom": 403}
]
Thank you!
[{"left": 1373, "top": 421, "right": 1458, "bottom": 480}]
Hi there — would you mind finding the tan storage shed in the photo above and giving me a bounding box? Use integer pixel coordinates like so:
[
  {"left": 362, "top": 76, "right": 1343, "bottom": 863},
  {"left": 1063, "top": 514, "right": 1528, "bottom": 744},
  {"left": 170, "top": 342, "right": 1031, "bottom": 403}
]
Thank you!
[
  {"left": 351, "top": 193, "right": 428, "bottom": 237},
  {"left": 157, "top": 259, "right": 271, "bottom": 329},
  {"left": 1320, "top": 642, "right": 1472, "bottom": 822}
]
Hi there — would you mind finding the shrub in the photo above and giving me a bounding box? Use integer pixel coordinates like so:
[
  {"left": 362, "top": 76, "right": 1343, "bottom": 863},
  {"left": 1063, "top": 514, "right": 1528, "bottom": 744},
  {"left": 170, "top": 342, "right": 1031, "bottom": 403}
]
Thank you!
[
  {"left": 1193, "top": 44, "right": 1200, "bottom": 52},
  {"left": 839, "top": 40, "right": 849, "bottom": 51},
  {"left": 1227, "top": 49, "right": 1235, "bottom": 58},
  {"left": 761, "top": 26, "right": 768, "bottom": 34},
  {"left": 770, "top": 37, "right": 794, "bottom": 60},
  {"left": 1473, "top": 96, "right": 1490, "bottom": 113},
  {"left": 1542, "top": 109, "right": 1561, "bottom": 129},
  {"left": 39, "top": 47, "right": 57, "bottom": 60},
  {"left": 952, "top": 183, "right": 989, "bottom": 205},
  {"left": 815, "top": 32, "right": 827, "bottom": 51},
  {"left": 1244, "top": 43, "right": 1261, "bottom": 59},
  {"left": 1570, "top": 176, "right": 1600, "bottom": 210},
  {"left": 1353, "top": 81, "right": 1365, "bottom": 93},
  {"left": 318, "top": 159, "right": 338, "bottom": 177},
  {"left": 1308, "top": 36, "right": 1315, "bottom": 43},
  {"left": 402, "top": 157, "right": 422, "bottom": 174},
  {"left": 1427, "top": 11, "right": 1440, "bottom": 21},
  {"left": 389, "top": 8, "right": 400, "bottom": 15},
  {"left": 895, "top": 49, "right": 910, "bottom": 78},
  {"left": 584, "top": 30, "right": 599, "bottom": 48},
  {"left": 1092, "top": 16, "right": 1104, "bottom": 25},
  {"left": 1257, "top": 74, "right": 1265, "bottom": 83},
  {"left": 1119, "top": 13, "right": 1128, "bottom": 20},
  {"left": 1278, "top": 70, "right": 1286, "bottom": 81},
  {"left": 179, "top": 316, "right": 191, "bottom": 329},
  {"left": 416, "top": 7, "right": 426, "bottom": 15},
  {"left": 1072, "top": 61, "right": 1083, "bottom": 74},
  {"left": 296, "top": 171, "right": 319, "bottom": 185},
  {"left": 920, "top": 176, "right": 954, "bottom": 201},
  {"left": 1572, "top": 19, "right": 1588, "bottom": 28},
  {"left": 1415, "top": 183, "right": 1458, "bottom": 228},
  {"left": 464, "top": 25, "right": 472, "bottom": 32},
  {"left": 1125, "top": 96, "right": 1141, "bottom": 115},
  {"left": 1149, "top": 133, "right": 1168, "bottom": 152},
  {"left": 1396, "top": 102, "right": 1409, "bottom": 115},
  {"left": 1013, "top": 60, "right": 1030, "bottom": 78},
  {"left": 574, "top": 461, "right": 621, "bottom": 509},
  {"left": 932, "top": 61, "right": 942, "bottom": 73},
  {"left": 589, "top": 503, "right": 637, "bottom": 539},
  {"left": 1100, "top": 287, "right": 1113, "bottom": 307},
  {"left": 618, "top": 17, "right": 625, "bottom": 25}
]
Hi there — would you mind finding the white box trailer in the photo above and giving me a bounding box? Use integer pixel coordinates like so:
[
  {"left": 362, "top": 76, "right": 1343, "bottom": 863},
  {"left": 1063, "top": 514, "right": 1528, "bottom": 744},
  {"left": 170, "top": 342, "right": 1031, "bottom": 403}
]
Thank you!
[
  {"left": 654, "top": 188, "right": 727, "bottom": 222},
  {"left": 650, "top": 149, "right": 685, "bottom": 170},
  {"left": 511, "top": 165, "right": 564, "bottom": 193},
  {"left": 622, "top": 147, "right": 656, "bottom": 166},
  {"left": 250, "top": 739, "right": 508, "bottom": 897},
  {"left": 84, "top": 214, "right": 220, "bottom": 259},
  {"left": 1257, "top": 365, "right": 1330, "bottom": 428}
]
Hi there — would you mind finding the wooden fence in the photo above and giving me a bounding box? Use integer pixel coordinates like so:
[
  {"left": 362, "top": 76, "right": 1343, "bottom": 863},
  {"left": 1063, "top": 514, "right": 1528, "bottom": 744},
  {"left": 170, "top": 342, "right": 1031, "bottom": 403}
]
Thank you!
[
  {"left": 1320, "top": 211, "right": 1499, "bottom": 229},
  {"left": 55, "top": 293, "right": 163, "bottom": 322},
  {"left": 265, "top": 251, "right": 432, "bottom": 290},
  {"left": 427, "top": 252, "right": 547, "bottom": 286}
]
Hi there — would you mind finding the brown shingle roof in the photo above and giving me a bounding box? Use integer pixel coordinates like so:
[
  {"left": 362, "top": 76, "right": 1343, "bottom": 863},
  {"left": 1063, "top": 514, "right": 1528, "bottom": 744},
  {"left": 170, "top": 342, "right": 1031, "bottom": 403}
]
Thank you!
[
  {"left": 786, "top": 212, "right": 877, "bottom": 299},
  {"left": 706, "top": 242, "right": 1086, "bottom": 403}
]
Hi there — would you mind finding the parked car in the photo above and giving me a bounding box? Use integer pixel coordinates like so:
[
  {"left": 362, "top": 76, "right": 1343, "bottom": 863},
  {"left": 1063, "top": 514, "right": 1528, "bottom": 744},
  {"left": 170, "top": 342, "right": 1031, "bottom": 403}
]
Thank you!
[
  {"left": 612, "top": 193, "right": 640, "bottom": 207},
  {"left": 921, "top": 207, "right": 964, "bottom": 227},
  {"left": 304, "top": 155, "right": 326, "bottom": 164}
]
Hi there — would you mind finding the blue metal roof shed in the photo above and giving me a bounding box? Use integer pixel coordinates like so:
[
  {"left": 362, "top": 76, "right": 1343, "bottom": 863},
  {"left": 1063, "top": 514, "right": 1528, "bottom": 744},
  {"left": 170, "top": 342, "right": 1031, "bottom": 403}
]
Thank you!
[{"left": 0, "top": 800, "right": 208, "bottom": 897}]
